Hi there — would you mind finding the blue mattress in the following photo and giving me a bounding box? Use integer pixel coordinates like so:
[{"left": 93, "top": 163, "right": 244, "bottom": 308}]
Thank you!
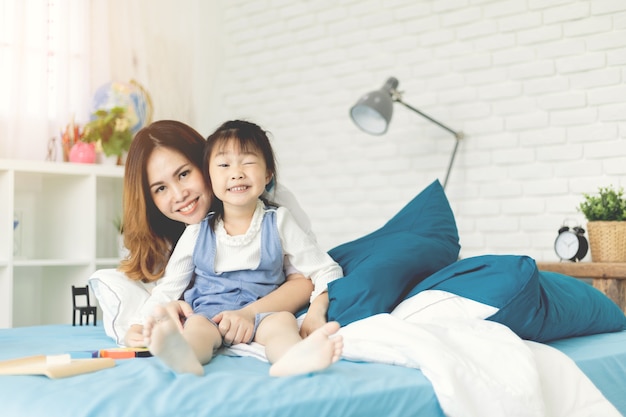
[{"left": 0, "top": 325, "right": 624, "bottom": 417}]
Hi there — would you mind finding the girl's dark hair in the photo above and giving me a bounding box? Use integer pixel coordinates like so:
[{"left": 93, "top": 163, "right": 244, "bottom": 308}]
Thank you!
[{"left": 204, "top": 120, "right": 277, "bottom": 227}]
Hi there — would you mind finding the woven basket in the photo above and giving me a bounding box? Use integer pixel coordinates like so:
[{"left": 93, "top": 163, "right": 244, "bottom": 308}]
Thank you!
[{"left": 587, "top": 221, "right": 626, "bottom": 262}]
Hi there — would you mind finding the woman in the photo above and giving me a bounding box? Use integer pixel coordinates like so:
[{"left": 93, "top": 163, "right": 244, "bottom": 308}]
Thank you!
[{"left": 92, "top": 120, "right": 332, "bottom": 347}]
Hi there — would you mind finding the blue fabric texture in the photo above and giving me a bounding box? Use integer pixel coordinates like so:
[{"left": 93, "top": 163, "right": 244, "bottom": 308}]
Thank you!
[
  {"left": 327, "top": 180, "right": 460, "bottom": 326},
  {"left": 404, "top": 254, "right": 626, "bottom": 342},
  {"left": 533, "top": 271, "right": 626, "bottom": 341}
]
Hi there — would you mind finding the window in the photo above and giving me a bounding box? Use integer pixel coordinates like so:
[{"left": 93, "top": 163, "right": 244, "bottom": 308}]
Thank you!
[{"left": 0, "top": 0, "right": 92, "bottom": 160}]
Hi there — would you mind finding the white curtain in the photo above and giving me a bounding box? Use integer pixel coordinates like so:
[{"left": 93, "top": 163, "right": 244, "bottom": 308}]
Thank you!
[
  {"left": 102, "top": 0, "right": 222, "bottom": 133},
  {"left": 0, "top": 0, "right": 106, "bottom": 161},
  {"left": 0, "top": 0, "right": 223, "bottom": 161}
]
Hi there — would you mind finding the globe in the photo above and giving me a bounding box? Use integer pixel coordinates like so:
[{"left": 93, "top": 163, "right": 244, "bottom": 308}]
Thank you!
[{"left": 89, "top": 80, "right": 153, "bottom": 134}]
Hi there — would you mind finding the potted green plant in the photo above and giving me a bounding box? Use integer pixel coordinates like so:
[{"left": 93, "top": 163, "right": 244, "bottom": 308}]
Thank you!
[
  {"left": 578, "top": 185, "right": 626, "bottom": 262},
  {"left": 82, "top": 106, "right": 133, "bottom": 165},
  {"left": 112, "top": 214, "right": 124, "bottom": 235}
]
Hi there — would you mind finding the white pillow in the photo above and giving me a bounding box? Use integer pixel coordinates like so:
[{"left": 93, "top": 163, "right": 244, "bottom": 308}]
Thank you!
[
  {"left": 391, "top": 289, "right": 498, "bottom": 323},
  {"left": 88, "top": 269, "right": 153, "bottom": 346}
]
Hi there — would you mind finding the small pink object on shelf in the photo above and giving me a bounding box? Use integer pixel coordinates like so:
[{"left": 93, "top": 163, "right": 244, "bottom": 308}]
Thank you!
[{"left": 68, "top": 141, "right": 96, "bottom": 164}]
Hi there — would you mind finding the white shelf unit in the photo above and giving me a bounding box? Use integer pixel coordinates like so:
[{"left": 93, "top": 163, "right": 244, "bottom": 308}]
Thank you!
[{"left": 0, "top": 159, "right": 124, "bottom": 328}]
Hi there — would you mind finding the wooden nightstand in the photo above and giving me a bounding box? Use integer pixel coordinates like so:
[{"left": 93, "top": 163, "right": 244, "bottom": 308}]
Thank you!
[{"left": 536, "top": 262, "right": 626, "bottom": 314}]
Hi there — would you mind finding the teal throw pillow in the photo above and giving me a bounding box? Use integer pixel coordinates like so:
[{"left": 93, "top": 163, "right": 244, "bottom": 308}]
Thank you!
[
  {"left": 327, "top": 180, "right": 460, "bottom": 326},
  {"left": 404, "top": 255, "right": 626, "bottom": 342}
]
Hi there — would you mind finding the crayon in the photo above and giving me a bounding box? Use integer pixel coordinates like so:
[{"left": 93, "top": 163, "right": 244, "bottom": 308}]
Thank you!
[{"left": 68, "top": 351, "right": 100, "bottom": 359}]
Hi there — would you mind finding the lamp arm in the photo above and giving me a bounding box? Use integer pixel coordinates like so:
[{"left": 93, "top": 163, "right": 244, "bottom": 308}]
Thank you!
[
  {"left": 395, "top": 98, "right": 464, "bottom": 190},
  {"left": 442, "top": 136, "right": 460, "bottom": 190},
  {"left": 395, "top": 99, "right": 464, "bottom": 140}
]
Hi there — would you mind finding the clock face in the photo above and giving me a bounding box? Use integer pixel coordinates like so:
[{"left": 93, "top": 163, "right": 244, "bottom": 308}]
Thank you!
[{"left": 555, "top": 231, "right": 579, "bottom": 260}]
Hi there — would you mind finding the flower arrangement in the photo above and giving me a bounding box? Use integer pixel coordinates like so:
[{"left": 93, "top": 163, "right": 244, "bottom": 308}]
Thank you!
[
  {"left": 82, "top": 106, "right": 133, "bottom": 160},
  {"left": 60, "top": 117, "right": 87, "bottom": 162},
  {"left": 578, "top": 185, "right": 626, "bottom": 221}
]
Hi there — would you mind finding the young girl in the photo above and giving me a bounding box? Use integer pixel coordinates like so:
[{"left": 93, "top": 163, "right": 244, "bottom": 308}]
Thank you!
[
  {"left": 144, "top": 120, "right": 344, "bottom": 377},
  {"left": 105, "top": 120, "right": 319, "bottom": 347}
]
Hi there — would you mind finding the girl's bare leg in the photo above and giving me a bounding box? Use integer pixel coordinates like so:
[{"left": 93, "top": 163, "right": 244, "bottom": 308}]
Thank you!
[
  {"left": 144, "top": 305, "right": 221, "bottom": 376},
  {"left": 256, "top": 312, "right": 343, "bottom": 377}
]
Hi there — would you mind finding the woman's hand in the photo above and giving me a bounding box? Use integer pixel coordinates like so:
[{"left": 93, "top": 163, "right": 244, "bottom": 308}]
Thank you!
[
  {"left": 161, "top": 300, "right": 194, "bottom": 331},
  {"left": 124, "top": 324, "right": 146, "bottom": 347},
  {"left": 213, "top": 309, "right": 256, "bottom": 345},
  {"left": 125, "top": 300, "right": 194, "bottom": 347},
  {"left": 300, "top": 291, "right": 330, "bottom": 338}
]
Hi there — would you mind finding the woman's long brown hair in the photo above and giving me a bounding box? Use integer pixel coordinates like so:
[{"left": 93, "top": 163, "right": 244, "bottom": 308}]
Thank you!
[{"left": 118, "top": 120, "right": 207, "bottom": 282}]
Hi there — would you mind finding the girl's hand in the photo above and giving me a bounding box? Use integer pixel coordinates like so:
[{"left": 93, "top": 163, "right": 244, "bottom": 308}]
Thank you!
[
  {"left": 213, "top": 309, "right": 256, "bottom": 345},
  {"left": 300, "top": 292, "right": 330, "bottom": 338}
]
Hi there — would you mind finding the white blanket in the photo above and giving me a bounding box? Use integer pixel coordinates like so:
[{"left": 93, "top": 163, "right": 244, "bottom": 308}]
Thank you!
[{"left": 225, "top": 290, "right": 622, "bottom": 417}]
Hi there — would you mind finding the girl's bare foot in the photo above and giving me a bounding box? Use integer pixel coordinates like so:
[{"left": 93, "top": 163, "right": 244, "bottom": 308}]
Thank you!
[
  {"left": 144, "top": 305, "right": 204, "bottom": 376},
  {"left": 269, "top": 321, "right": 343, "bottom": 377}
]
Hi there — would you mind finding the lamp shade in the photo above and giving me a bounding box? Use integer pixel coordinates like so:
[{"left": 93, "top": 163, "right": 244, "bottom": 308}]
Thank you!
[
  {"left": 350, "top": 77, "right": 398, "bottom": 135},
  {"left": 349, "top": 76, "right": 464, "bottom": 190}
]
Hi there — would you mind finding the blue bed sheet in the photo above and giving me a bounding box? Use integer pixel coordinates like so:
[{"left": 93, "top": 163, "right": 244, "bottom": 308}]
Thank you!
[
  {"left": 548, "top": 331, "right": 626, "bottom": 414},
  {"left": 1, "top": 325, "right": 625, "bottom": 417},
  {"left": 0, "top": 325, "right": 444, "bottom": 417}
]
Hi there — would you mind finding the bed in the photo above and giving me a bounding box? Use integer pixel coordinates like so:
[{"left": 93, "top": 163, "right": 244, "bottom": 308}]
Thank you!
[
  {"left": 0, "top": 324, "right": 625, "bottom": 417},
  {"left": 1, "top": 181, "right": 625, "bottom": 417}
]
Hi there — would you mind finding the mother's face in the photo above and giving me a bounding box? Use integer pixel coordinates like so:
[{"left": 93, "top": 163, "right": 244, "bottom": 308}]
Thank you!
[{"left": 146, "top": 147, "right": 211, "bottom": 225}]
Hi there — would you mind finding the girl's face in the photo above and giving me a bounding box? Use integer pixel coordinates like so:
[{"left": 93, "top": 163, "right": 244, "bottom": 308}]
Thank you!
[
  {"left": 208, "top": 139, "right": 272, "bottom": 211},
  {"left": 146, "top": 147, "right": 211, "bottom": 225}
]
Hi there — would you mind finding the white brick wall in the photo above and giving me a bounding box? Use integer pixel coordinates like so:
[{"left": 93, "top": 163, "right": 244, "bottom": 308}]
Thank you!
[{"left": 205, "top": 0, "right": 626, "bottom": 261}]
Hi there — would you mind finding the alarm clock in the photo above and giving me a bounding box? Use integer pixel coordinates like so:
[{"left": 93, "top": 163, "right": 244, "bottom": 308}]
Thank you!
[{"left": 554, "top": 226, "right": 589, "bottom": 261}]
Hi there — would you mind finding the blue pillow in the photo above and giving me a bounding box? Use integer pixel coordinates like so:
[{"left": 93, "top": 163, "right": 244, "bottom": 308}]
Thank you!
[
  {"left": 404, "top": 255, "right": 626, "bottom": 342},
  {"left": 327, "top": 180, "right": 460, "bottom": 326},
  {"left": 533, "top": 271, "right": 626, "bottom": 341}
]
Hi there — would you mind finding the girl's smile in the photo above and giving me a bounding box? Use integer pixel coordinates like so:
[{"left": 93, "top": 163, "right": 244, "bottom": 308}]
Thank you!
[{"left": 209, "top": 139, "right": 272, "bottom": 210}]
